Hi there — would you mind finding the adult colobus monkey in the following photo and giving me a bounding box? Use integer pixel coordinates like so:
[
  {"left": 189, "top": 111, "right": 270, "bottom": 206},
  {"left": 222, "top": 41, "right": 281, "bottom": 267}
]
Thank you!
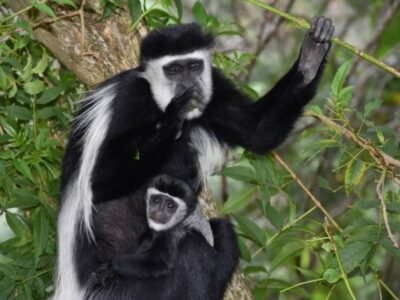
[
  {"left": 54, "top": 18, "right": 334, "bottom": 299},
  {"left": 89, "top": 175, "right": 239, "bottom": 300}
]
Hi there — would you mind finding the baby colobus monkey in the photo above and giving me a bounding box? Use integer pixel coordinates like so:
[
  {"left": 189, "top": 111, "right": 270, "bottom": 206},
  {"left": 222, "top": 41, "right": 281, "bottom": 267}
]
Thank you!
[{"left": 88, "top": 175, "right": 239, "bottom": 300}]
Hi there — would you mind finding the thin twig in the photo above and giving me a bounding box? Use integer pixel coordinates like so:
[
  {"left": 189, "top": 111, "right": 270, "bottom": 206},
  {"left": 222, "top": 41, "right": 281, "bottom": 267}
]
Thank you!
[
  {"left": 324, "top": 218, "right": 357, "bottom": 300},
  {"left": 33, "top": 10, "right": 80, "bottom": 28},
  {"left": 376, "top": 171, "right": 399, "bottom": 248},
  {"left": 305, "top": 111, "right": 400, "bottom": 185},
  {"left": 272, "top": 151, "right": 342, "bottom": 232},
  {"left": 243, "top": 0, "right": 295, "bottom": 82},
  {"left": 243, "top": 0, "right": 400, "bottom": 78}
]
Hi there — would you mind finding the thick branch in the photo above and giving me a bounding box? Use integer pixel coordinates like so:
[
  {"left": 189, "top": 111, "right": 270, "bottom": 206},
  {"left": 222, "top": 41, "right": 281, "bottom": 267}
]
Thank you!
[{"left": 6, "top": 0, "right": 146, "bottom": 86}]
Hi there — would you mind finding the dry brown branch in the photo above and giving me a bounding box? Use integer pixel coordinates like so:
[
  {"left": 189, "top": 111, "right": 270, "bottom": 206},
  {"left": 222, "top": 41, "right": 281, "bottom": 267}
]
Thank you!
[
  {"left": 272, "top": 151, "right": 342, "bottom": 232},
  {"left": 305, "top": 111, "right": 400, "bottom": 185},
  {"left": 376, "top": 172, "right": 399, "bottom": 248}
]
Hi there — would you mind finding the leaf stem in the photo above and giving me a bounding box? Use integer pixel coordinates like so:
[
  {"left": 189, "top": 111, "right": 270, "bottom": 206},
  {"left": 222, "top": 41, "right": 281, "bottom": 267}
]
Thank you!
[{"left": 280, "top": 277, "right": 324, "bottom": 294}]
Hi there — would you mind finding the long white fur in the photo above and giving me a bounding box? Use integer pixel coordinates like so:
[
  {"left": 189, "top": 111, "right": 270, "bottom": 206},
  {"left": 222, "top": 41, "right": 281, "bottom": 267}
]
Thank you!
[
  {"left": 142, "top": 49, "right": 213, "bottom": 116},
  {"left": 190, "top": 127, "right": 226, "bottom": 185},
  {"left": 53, "top": 84, "right": 116, "bottom": 300},
  {"left": 146, "top": 188, "right": 188, "bottom": 231}
]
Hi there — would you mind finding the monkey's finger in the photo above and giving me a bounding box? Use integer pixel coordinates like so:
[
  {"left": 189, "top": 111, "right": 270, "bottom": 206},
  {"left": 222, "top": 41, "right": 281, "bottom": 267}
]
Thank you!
[
  {"left": 326, "top": 24, "right": 335, "bottom": 41},
  {"left": 319, "top": 18, "right": 332, "bottom": 42},
  {"left": 310, "top": 17, "right": 318, "bottom": 33},
  {"left": 313, "top": 17, "right": 325, "bottom": 40}
]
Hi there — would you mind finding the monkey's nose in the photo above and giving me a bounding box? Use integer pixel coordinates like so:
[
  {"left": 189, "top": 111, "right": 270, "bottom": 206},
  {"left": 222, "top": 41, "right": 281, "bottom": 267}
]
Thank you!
[{"left": 150, "top": 211, "right": 168, "bottom": 224}]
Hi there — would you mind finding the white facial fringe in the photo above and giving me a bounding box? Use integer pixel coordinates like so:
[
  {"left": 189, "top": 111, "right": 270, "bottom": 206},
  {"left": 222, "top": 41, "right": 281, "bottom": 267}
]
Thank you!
[{"left": 142, "top": 49, "right": 213, "bottom": 113}]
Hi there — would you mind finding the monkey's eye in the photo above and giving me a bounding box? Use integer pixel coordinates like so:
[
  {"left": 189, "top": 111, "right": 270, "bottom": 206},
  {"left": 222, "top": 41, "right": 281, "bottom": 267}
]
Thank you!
[
  {"left": 167, "top": 65, "right": 181, "bottom": 75},
  {"left": 152, "top": 197, "right": 160, "bottom": 204},
  {"left": 167, "top": 201, "right": 175, "bottom": 209},
  {"left": 189, "top": 62, "right": 201, "bottom": 70}
]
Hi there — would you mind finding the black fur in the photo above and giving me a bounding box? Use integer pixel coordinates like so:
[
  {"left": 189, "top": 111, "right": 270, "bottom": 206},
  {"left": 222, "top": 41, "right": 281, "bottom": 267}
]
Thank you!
[
  {"left": 59, "top": 19, "right": 334, "bottom": 299},
  {"left": 140, "top": 23, "right": 214, "bottom": 63},
  {"left": 88, "top": 175, "right": 239, "bottom": 300}
]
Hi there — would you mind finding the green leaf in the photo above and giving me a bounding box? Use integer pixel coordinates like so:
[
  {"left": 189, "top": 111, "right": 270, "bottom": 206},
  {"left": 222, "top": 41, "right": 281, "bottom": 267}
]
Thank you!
[
  {"left": 308, "top": 105, "right": 323, "bottom": 116},
  {"left": 15, "top": 20, "right": 33, "bottom": 36},
  {"left": 363, "top": 99, "right": 381, "bottom": 118},
  {"left": 344, "top": 159, "right": 366, "bottom": 195},
  {"left": 376, "top": 128, "right": 385, "bottom": 144},
  {"left": 220, "top": 187, "right": 256, "bottom": 214},
  {"left": 220, "top": 166, "right": 256, "bottom": 183},
  {"left": 13, "top": 159, "right": 34, "bottom": 182},
  {"left": 235, "top": 215, "right": 266, "bottom": 246},
  {"left": 262, "top": 201, "right": 284, "bottom": 230},
  {"left": 331, "top": 60, "right": 352, "bottom": 97},
  {"left": 323, "top": 268, "right": 340, "bottom": 284},
  {"left": 3, "top": 105, "right": 32, "bottom": 121},
  {"left": 174, "top": 0, "right": 183, "bottom": 20},
  {"left": 23, "top": 80, "right": 45, "bottom": 95},
  {"left": 337, "top": 241, "right": 372, "bottom": 273},
  {"left": 20, "top": 55, "right": 32, "bottom": 82},
  {"left": 243, "top": 265, "right": 267, "bottom": 275},
  {"left": 338, "top": 85, "right": 353, "bottom": 106},
  {"left": 0, "top": 67, "right": 10, "bottom": 91},
  {"left": 381, "top": 239, "right": 400, "bottom": 263},
  {"left": 37, "top": 107, "right": 62, "bottom": 119},
  {"left": 33, "top": 210, "right": 50, "bottom": 263},
  {"left": 51, "top": 0, "right": 77, "bottom": 8},
  {"left": 32, "top": 51, "right": 48, "bottom": 75},
  {"left": 192, "top": 1, "right": 208, "bottom": 25},
  {"left": 237, "top": 237, "right": 251, "bottom": 262},
  {"left": 128, "top": 0, "right": 143, "bottom": 25},
  {"left": 0, "top": 120, "right": 16, "bottom": 137},
  {"left": 270, "top": 242, "right": 303, "bottom": 271},
  {"left": 33, "top": 2, "right": 56, "bottom": 18},
  {"left": 5, "top": 212, "right": 30, "bottom": 237},
  {"left": 7, "top": 189, "right": 40, "bottom": 209},
  {"left": 37, "top": 86, "right": 63, "bottom": 104}
]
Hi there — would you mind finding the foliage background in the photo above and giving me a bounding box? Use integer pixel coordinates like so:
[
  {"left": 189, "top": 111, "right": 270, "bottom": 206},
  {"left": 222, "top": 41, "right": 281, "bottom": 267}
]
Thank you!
[{"left": 0, "top": 0, "right": 399, "bottom": 299}]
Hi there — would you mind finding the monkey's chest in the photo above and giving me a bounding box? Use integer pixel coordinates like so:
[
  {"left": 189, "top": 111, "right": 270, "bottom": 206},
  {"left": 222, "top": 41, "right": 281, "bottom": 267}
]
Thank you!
[{"left": 160, "top": 126, "right": 225, "bottom": 191}]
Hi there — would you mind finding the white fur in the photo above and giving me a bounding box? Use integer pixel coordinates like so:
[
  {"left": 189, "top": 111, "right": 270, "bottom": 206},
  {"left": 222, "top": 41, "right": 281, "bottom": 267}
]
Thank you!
[
  {"left": 146, "top": 188, "right": 187, "bottom": 231},
  {"left": 142, "top": 49, "right": 213, "bottom": 116},
  {"left": 190, "top": 127, "right": 226, "bottom": 185},
  {"left": 53, "top": 84, "right": 116, "bottom": 300}
]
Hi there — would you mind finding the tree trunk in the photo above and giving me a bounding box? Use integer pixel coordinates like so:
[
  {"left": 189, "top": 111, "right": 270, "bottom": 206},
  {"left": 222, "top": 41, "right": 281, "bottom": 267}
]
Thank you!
[{"left": 5, "top": 1, "right": 253, "bottom": 299}]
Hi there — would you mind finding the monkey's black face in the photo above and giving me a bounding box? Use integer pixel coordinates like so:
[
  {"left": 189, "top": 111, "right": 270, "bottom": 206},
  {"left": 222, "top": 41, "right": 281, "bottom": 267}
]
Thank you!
[
  {"left": 146, "top": 187, "right": 188, "bottom": 231},
  {"left": 148, "top": 194, "right": 178, "bottom": 224},
  {"left": 163, "top": 58, "right": 207, "bottom": 117},
  {"left": 143, "top": 50, "right": 213, "bottom": 120}
]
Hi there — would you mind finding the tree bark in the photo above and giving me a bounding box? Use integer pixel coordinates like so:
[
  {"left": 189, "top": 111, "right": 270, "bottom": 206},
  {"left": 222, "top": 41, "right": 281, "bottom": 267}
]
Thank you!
[{"left": 5, "top": 1, "right": 253, "bottom": 299}]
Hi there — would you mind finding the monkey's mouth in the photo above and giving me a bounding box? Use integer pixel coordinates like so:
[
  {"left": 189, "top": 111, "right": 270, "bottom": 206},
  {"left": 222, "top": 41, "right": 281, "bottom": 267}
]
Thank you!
[{"left": 149, "top": 212, "right": 168, "bottom": 224}]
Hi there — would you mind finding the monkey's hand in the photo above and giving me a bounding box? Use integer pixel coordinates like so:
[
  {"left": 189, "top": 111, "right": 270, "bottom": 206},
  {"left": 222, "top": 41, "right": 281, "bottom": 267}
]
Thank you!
[
  {"left": 165, "top": 88, "right": 195, "bottom": 120},
  {"left": 158, "top": 88, "right": 194, "bottom": 139},
  {"left": 298, "top": 17, "right": 334, "bottom": 84},
  {"left": 92, "top": 262, "right": 115, "bottom": 287}
]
